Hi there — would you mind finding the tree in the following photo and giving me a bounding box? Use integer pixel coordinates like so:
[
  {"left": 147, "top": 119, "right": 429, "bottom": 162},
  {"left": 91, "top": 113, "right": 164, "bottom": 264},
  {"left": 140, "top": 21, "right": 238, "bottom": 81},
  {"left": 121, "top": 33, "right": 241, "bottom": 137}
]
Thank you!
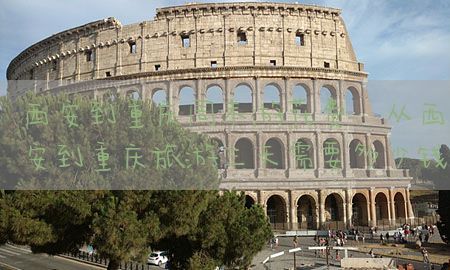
[
  {"left": 0, "top": 94, "right": 272, "bottom": 269},
  {"left": 437, "top": 144, "right": 450, "bottom": 244}
]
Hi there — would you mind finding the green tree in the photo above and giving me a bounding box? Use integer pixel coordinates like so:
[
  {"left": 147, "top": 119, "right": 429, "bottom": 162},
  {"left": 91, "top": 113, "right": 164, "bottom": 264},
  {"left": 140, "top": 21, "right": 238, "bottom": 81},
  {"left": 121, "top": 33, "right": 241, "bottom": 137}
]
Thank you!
[
  {"left": 437, "top": 144, "right": 450, "bottom": 244},
  {"left": 0, "top": 94, "right": 272, "bottom": 269}
]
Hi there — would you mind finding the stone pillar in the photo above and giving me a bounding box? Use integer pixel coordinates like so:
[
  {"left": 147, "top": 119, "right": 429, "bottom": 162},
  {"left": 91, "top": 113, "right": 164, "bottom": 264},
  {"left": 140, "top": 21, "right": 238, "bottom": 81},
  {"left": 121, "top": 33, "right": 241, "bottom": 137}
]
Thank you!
[
  {"left": 361, "top": 80, "right": 368, "bottom": 122},
  {"left": 313, "top": 79, "right": 320, "bottom": 118},
  {"left": 168, "top": 81, "right": 176, "bottom": 116},
  {"left": 75, "top": 37, "right": 81, "bottom": 81},
  {"left": 385, "top": 134, "right": 393, "bottom": 171},
  {"left": 369, "top": 188, "right": 376, "bottom": 227},
  {"left": 406, "top": 188, "right": 414, "bottom": 220},
  {"left": 342, "top": 132, "right": 350, "bottom": 177},
  {"left": 365, "top": 133, "right": 372, "bottom": 170},
  {"left": 284, "top": 77, "right": 291, "bottom": 115},
  {"left": 139, "top": 22, "right": 147, "bottom": 72},
  {"left": 319, "top": 190, "right": 326, "bottom": 228},
  {"left": 389, "top": 187, "right": 396, "bottom": 225},
  {"left": 224, "top": 79, "right": 231, "bottom": 115},
  {"left": 289, "top": 190, "right": 296, "bottom": 229},
  {"left": 338, "top": 80, "right": 344, "bottom": 120},
  {"left": 254, "top": 77, "right": 261, "bottom": 115},
  {"left": 345, "top": 189, "right": 352, "bottom": 227},
  {"left": 256, "top": 131, "right": 263, "bottom": 171},
  {"left": 115, "top": 27, "right": 122, "bottom": 76},
  {"left": 287, "top": 132, "right": 295, "bottom": 175},
  {"left": 315, "top": 131, "right": 322, "bottom": 177}
]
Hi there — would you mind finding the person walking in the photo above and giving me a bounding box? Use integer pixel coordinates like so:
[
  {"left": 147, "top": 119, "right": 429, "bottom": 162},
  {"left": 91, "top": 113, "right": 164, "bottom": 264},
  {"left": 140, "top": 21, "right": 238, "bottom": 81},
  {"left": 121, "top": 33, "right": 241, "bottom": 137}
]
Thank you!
[
  {"left": 422, "top": 247, "right": 430, "bottom": 264},
  {"left": 293, "top": 235, "right": 298, "bottom": 247}
]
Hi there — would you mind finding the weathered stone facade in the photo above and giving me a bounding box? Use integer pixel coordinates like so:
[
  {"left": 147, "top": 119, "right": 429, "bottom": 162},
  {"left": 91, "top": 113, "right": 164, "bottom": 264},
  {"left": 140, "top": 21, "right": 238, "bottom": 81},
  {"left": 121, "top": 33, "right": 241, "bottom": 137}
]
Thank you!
[{"left": 7, "top": 2, "right": 413, "bottom": 230}]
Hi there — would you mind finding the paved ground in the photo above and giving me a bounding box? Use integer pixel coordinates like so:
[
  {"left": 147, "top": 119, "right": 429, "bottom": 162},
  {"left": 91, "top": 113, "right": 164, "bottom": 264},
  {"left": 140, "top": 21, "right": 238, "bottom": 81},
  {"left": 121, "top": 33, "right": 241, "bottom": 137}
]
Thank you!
[
  {"left": 0, "top": 244, "right": 165, "bottom": 270},
  {"left": 0, "top": 244, "right": 102, "bottom": 270},
  {"left": 251, "top": 234, "right": 447, "bottom": 270}
]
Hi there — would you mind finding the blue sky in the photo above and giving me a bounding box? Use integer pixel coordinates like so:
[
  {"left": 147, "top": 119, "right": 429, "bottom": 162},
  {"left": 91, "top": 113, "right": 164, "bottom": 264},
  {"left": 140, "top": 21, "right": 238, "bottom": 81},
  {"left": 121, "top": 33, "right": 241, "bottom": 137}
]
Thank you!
[{"left": 0, "top": 0, "right": 449, "bottom": 158}]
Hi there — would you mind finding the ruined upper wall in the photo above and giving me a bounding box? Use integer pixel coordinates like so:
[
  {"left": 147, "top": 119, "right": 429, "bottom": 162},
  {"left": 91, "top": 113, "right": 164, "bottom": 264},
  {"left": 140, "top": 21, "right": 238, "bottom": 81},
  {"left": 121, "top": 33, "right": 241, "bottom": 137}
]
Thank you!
[{"left": 7, "top": 2, "right": 363, "bottom": 86}]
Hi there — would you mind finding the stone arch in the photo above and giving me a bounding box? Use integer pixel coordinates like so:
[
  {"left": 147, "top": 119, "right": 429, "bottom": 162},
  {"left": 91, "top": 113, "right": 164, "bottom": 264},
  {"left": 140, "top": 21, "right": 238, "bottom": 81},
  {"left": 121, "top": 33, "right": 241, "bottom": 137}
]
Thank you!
[
  {"left": 126, "top": 89, "right": 141, "bottom": 100},
  {"left": 233, "top": 83, "right": 253, "bottom": 113},
  {"left": 345, "top": 87, "right": 361, "bottom": 115},
  {"left": 178, "top": 86, "right": 195, "bottom": 116},
  {"left": 264, "top": 138, "right": 285, "bottom": 169},
  {"left": 394, "top": 192, "right": 406, "bottom": 219},
  {"left": 234, "top": 138, "right": 255, "bottom": 169},
  {"left": 349, "top": 139, "right": 365, "bottom": 169},
  {"left": 297, "top": 194, "right": 317, "bottom": 229},
  {"left": 323, "top": 138, "right": 341, "bottom": 169},
  {"left": 151, "top": 89, "right": 167, "bottom": 106},
  {"left": 352, "top": 193, "right": 369, "bottom": 226},
  {"left": 267, "top": 195, "right": 287, "bottom": 225},
  {"left": 245, "top": 195, "right": 256, "bottom": 209},
  {"left": 205, "top": 85, "right": 224, "bottom": 114},
  {"left": 320, "top": 85, "right": 338, "bottom": 114},
  {"left": 263, "top": 83, "right": 281, "bottom": 112},
  {"left": 294, "top": 138, "right": 314, "bottom": 169},
  {"left": 373, "top": 140, "right": 385, "bottom": 169},
  {"left": 292, "top": 84, "right": 310, "bottom": 113},
  {"left": 102, "top": 89, "right": 117, "bottom": 102},
  {"left": 211, "top": 138, "right": 225, "bottom": 169},
  {"left": 324, "top": 193, "right": 344, "bottom": 222},
  {"left": 375, "top": 192, "right": 389, "bottom": 221}
]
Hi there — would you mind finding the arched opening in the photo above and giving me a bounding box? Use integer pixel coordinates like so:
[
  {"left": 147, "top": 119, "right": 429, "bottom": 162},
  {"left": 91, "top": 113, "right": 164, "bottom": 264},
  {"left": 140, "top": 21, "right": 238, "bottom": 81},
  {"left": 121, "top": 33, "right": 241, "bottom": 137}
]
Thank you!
[
  {"left": 234, "top": 138, "right": 254, "bottom": 169},
  {"left": 294, "top": 138, "right": 314, "bottom": 169},
  {"left": 345, "top": 87, "right": 361, "bottom": 115},
  {"left": 349, "top": 139, "right": 365, "bottom": 169},
  {"left": 152, "top": 89, "right": 167, "bottom": 106},
  {"left": 297, "top": 195, "right": 317, "bottom": 229},
  {"left": 375, "top": 193, "right": 389, "bottom": 222},
  {"left": 234, "top": 84, "right": 253, "bottom": 113},
  {"left": 352, "top": 193, "right": 368, "bottom": 226},
  {"left": 178, "top": 86, "right": 195, "bottom": 116},
  {"left": 127, "top": 90, "right": 140, "bottom": 100},
  {"left": 102, "top": 90, "right": 116, "bottom": 102},
  {"left": 267, "top": 195, "right": 287, "bottom": 226},
  {"left": 373, "top": 141, "right": 385, "bottom": 169},
  {"left": 264, "top": 138, "right": 285, "bottom": 169},
  {"left": 211, "top": 138, "right": 225, "bottom": 169},
  {"left": 245, "top": 195, "right": 255, "bottom": 209},
  {"left": 292, "top": 84, "right": 309, "bottom": 113},
  {"left": 206, "top": 85, "right": 224, "bottom": 114},
  {"left": 263, "top": 84, "right": 281, "bottom": 112},
  {"left": 394, "top": 192, "right": 406, "bottom": 219},
  {"left": 320, "top": 86, "right": 337, "bottom": 114},
  {"left": 324, "top": 193, "right": 344, "bottom": 222},
  {"left": 323, "top": 138, "right": 341, "bottom": 169}
]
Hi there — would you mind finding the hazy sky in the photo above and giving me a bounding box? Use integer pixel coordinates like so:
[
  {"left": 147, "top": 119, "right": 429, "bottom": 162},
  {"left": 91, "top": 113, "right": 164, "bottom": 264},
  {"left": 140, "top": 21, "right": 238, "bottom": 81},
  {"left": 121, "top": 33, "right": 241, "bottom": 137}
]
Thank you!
[{"left": 0, "top": 0, "right": 449, "bottom": 158}]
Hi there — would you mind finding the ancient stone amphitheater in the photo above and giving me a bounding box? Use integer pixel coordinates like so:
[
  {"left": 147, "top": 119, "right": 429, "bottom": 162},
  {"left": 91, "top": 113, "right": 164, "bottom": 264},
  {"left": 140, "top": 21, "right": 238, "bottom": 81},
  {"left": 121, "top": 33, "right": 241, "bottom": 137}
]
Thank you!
[{"left": 7, "top": 2, "right": 413, "bottom": 230}]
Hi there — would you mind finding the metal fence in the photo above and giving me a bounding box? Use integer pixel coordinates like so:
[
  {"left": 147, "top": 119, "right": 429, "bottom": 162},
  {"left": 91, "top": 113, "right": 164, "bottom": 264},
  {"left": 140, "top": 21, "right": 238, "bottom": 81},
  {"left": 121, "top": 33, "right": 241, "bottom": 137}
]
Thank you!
[
  {"left": 62, "top": 250, "right": 155, "bottom": 270},
  {"left": 270, "top": 215, "right": 439, "bottom": 233}
]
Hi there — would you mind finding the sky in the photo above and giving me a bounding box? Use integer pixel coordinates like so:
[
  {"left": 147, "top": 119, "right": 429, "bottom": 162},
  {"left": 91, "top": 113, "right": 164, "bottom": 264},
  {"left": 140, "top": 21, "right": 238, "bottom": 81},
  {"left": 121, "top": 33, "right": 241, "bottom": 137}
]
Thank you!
[{"left": 0, "top": 0, "right": 449, "bottom": 158}]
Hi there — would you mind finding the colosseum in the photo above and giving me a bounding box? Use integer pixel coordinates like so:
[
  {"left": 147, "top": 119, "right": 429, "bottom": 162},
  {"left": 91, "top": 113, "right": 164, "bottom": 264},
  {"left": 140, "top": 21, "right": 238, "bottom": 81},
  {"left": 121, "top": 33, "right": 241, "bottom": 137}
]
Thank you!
[{"left": 7, "top": 2, "right": 413, "bottom": 230}]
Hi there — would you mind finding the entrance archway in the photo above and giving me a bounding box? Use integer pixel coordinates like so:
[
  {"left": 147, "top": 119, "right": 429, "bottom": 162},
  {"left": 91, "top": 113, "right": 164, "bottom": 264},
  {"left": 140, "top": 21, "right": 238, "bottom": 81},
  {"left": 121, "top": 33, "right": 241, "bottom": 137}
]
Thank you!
[
  {"left": 267, "top": 195, "right": 287, "bottom": 228},
  {"left": 394, "top": 192, "right": 406, "bottom": 219},
  {"left": 245, "top": 195, "right": 255, "bottom": 209},
  {"left": 375, "top": 193, "right": 389, "bottom": 222},
  {"left": 297, "top": 195, "right": 317, "bottom": 229},
  {"left": 324, "top": 193, "right": 344, "bottom": 222},
  {"left": 352, "top": 193, "right": 368, "bottom": 226}
]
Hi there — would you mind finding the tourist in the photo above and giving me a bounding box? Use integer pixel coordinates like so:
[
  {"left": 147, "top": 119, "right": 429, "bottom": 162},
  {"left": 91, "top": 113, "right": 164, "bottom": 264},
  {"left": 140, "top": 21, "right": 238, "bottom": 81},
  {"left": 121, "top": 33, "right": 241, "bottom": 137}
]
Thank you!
[
  {"left": 293, "top": 235, "right": 298, "bottom": 247},
  {"left": 421, "top": 247, "right": 430, "bottom": 264}
]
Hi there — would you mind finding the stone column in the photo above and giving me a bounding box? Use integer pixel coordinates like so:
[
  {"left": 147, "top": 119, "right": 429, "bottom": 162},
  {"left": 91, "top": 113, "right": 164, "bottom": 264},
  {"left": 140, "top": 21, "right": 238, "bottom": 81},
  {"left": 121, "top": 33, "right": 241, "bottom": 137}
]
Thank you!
[
  {"left": 389, "top": 187, "right": 396, "bottom": 225},
  {"left": 224, "top": 79, "right": 230, "bottom": 115},
  {"left": 254, "top": 77, "right": 261, "bottom": 116},
  {"left": 256, "top": 131, "right": 263, "bottom": 172},
  {"left": 139, "top": 22, "right": 147, "bottom": 72},
  {"left": 361, "top": 80, "right": 368, "bottom": 122},
  {"left": 345, "top": 189, "right": 352, "bottom": 227},
  {"left": 342, "top": 132, "right": 350, "bottom": 177},
  {"left": 315, "top": 131, "right": 322, "bottom": 177},
  {"left": 284, "top": 77, "right": 291, "bottom": 115},
  {"left": 287, "top": 131, "right": 295, "bottom": 176},
  {"left": 338, "top": 80, "right": 344, "bottom": 121},
  {"left": 289, "top": 190, "right": 296, "bottom": 229},
  {"left": 385, "top": 134, "right": 393, "bottom": 172},
  {"left": 406, "top": 187, "right": 414, "bottom": 220},
  {"left": 365, "top": 133, "right": 372, "bottom": 170},
  {"left": 168, "top": 81, "right": 176, "bottom": 116},
  {"left": 369, "top": 188, "right": 376, "bottom": 227},
  {"left": 75, "top": 37, "right": 81, "bottom": 81},
  {"left": 319, "top": 190, "right": 326, "bottom": 228},
  {"left": 313, "top": 79, "right": 320, "bottom": 119},
  {"left": 115, "top": 27, "right": 122, "bottom": 76}
]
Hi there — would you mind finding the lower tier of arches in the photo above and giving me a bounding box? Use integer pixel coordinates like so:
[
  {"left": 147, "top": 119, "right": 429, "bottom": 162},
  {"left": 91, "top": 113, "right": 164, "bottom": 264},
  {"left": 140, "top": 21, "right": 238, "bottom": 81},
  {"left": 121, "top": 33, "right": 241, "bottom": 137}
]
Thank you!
[{"left": 242, "top": 187, "right": 414, "bottom": 230}]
